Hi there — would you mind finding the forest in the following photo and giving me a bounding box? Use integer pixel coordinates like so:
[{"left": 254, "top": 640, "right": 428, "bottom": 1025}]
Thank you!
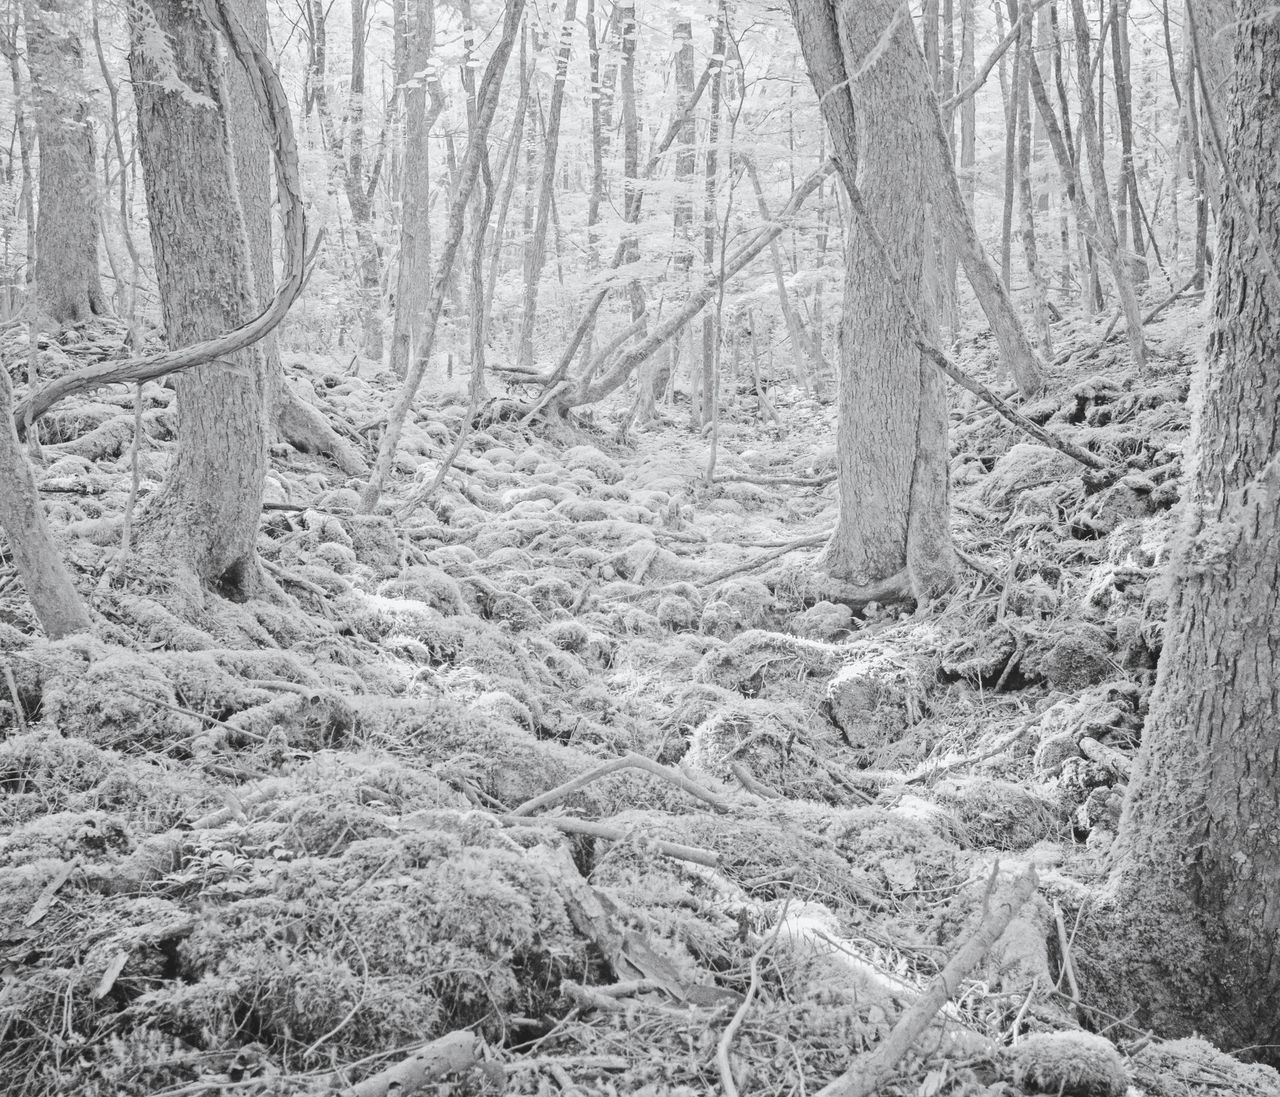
[{"left": 0, "top": 0, "right": 1278, "bottom": 1090}]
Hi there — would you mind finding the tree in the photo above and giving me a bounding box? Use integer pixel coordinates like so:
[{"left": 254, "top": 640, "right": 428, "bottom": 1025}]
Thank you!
[
  {"left": 1091, "top": 0, "right": 1280, "bottom": 1052},
  {"left": 388, "top": 0, "right": 445, "bottom": 379},
  {"left": 791, "top": 0, "right": 954, "bottom": 602},
  {"left": 0, "top": 366, "right": 91, "bottom": 637},
  {"left": 25, "top": 0, "right": 107, "bottom": 326},
  {"left": 128, "top": 0, "right": 269, "bottom": 599}
]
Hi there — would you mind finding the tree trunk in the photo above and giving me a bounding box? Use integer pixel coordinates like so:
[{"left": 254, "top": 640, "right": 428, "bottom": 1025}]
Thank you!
[
  {"left": 673, "top": 18, "right": 696, "bottom": 262},
  {"left": 1098, "top": 0, "right": 1280, "bottom": 1054},
  {"left": 0, "top": 365, "right": 91, "bottom": 637},
  {"left": 516, "top": 0, "right": 575, "bottom": 371},
  {"left": 389, "top": 0, "right": 444, "bottom": 379},
  {"left": 793, "top": 0, "right": 954, "bottom": 602},
  {"left": 1069, "top": 0, "right": 1147, "bottom": 371},
  {"left": 999, "top": 2, "right": 1018, "bottom": 286},
  {"left": 25, "top": 0, "right": 107, "bottom": 327},
  {"left": 1015, "top": 0, "right": 1052, "bottom": 355},
  {"left": 699, "top": 8, "right": 724, "bottom": 425},
  {"left": 128, "top": 0, "right": 268, "bottom": 599},
  {"left": 361, "top": 0, "right": 525, "bottom": 512}
]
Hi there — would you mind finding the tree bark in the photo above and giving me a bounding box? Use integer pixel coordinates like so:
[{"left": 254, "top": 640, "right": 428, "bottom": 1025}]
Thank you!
[
  {"left": 388, "top": 0, "right": 444, "bottom": 379},
  {"left": 1100, "top": 0, "right": 1280, "bottom": 1054},
  {"left": 0, "top": 366, "right": 91, "bottom": 637},
  {"left": 128, "top": 0, "right": 268, "bottom": 599},
  {"left": 1068, "top": 0, "right": 1147, "bottom": 371},
  {"left": 25, "top": 0, "right": 107, "bottom": 327},
  {"left": 699, "top": 7, "right": 725, "bottom": 424},
  {"left": 516, "top": 0, "right": 575, "bottom": 371},
  {"left": 360, "top": 0, "right": 525, "bottom": 512},
  {"left": 794, "top": 0, "right": 955, "bottom": 601}
]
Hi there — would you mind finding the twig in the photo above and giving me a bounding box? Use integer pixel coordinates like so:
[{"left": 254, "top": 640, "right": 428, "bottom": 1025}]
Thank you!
[
  {"left": 815, "top": 864, "right": 1038, "bottom": 1097},
  {"left": 114, "top": 685, "right": 267, "bottom": 744},
  {"left": 508, "top": 751, "right": 734, "bottom": 817},
  {"left": 500, "top": 814, "right": 719, "bottom": 867},
  {"left": 710, "top": 470, "right": 837, "bottom": 488},
  {"left": 3, "top": 664, "right": 26, "bottom": 733},
  {"left": 705, "top": 532, "right": 830, "bottom": 584},
  {"left": 840, "top": 179, "right": 1107, "bottom": 472},
  {"left": 718, "top": 899, "right": 790, "bottom": 1097}
]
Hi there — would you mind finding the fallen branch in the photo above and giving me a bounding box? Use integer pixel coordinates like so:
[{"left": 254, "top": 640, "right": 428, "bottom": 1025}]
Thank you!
[
  {"left": 815, "top": 864, "right": 1039, "bottom": 1097},
  {"left": 13, "top": 0, "right": 308, "bottom": 436},
  {"left": 705, "top": 532, "right": 830, "bottom": 584},
  {"left": 508, "top": 751, "right": 734, "bottom": 817},
  {"left": 500, "top": 814, "right": 719, "bottom": 868},
  {"left": 711, "top": 471, "right": 837, "bottom": 488}
]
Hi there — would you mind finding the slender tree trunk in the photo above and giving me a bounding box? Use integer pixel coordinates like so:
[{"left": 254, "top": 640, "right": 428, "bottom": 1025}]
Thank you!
[
  {"left": 1109, "top": 0, "right": 1147, "bottom": 283},
  {"left": 1069, "top": 0, "right": 1147, "bottom": 371},
  {"left": 1100, "top": 0, "right": 1280, "bottom": 1052},
  {"left": 1000, "top": 2, "right": 1019, "bottom": 286},
  {"left": 675, "top": 19, "right": 696, "bottom": 289},
  {"left": 128, "top": 0, "right": 268, "bottom": 599},
  {"left": 388, "top": 0, "right": 444, "bottom": 378},
  {"left": 746, "top": 156, "right": 829, "bottom": 391},
  {"left": 959, "top": 0, "right": 975, "bottom": 218},
  {"left": 1016, "top": 0, "right": 1053, "bottom": 354},
  {"left": 361, "top": 0, "right": 525, "bottom": 512},
  {"left": 25, "top": 0, "right": 107, "bottom": 327},
  {"left": 699, "top": 7, "right": 724, "bottom": 425},
  {"left": 586, "top": 0, "right": 603, "bottom": 259},
  {"left": 484, "top": 24, "right": 529, "bottom": 323},
  {"left": 0, "top": 365, "right": 91, "bottom": 636},
  {"left": 516, "top": 0, "right": 575, "bottom": 370}
]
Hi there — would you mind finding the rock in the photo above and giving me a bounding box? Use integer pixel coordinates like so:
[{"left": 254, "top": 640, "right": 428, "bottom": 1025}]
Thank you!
[
  {"left": 1035, "top": 625, "right": 1114, "bottom": 691},
  {"left": 1034, "top": 731, "right": 1081, "bottom": 779},
  {"left": 824, "top": 653, "right": 929, "bottom": 750},
  {"left": 1010, "top": 1031, "right": 1127, "bottom": 1097}
]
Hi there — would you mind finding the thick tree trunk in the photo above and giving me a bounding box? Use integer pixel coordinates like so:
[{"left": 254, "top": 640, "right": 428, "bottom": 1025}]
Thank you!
[
  {"left": 1097, "top": 0, "right": 1280, "bottom": 1055},
  {"left": 794, "top": 0, "right": 955, "bottom": 601},
  {"left": 129, "top": 0, "right": 268, "bottom": 599},
  {"left": 0, "top": 366, "right": 91, "bottom": 637},
  {"left": 26, "top": 0, "right": 106, "bottom": 327}
]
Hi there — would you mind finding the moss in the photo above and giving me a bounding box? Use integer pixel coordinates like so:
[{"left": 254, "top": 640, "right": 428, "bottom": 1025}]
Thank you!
[
  {"left": 0, "top": 810, "right": 133, "bottom": 867},
  {"left": 1010, "top": 1032, "right": 1127, "bottom": 1097}
]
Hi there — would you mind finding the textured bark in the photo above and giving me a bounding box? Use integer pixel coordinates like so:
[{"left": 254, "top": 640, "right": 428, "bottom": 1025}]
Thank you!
[
  {"left": 388, "top": 0, "right": 443, "bottom": 379},
  {"left": 1015, "top": 0, "right": 1052, "bottom": 356},
  {"left": 360, "top": 0, "right": 525, "bottom": 512},
  {"left": 795, "top": 0, "right": 954, "bottom": 600},
  {"left": 1101, "top": 1, "right": 1280, "bottom": 1054},
  {"left": 672, "top": 18, "right": 696, "bottom": 275},
  {"left": 26, "top": 0, "right": 106, "bottom": 326},
  {"left": 699, "top": 8, "right": 724, "bottom": 424},
  {"left": 129, "top": 0, "right": 268, "bottom": 597},
  {"left": 1068, "top": 0, "right": 1147, "bottom": 371},
  {"left": 0, "top": 367, "right": 91, "bottom": 637},
  {"left": 516, "top": 0, "right": 575, "bottom": 371}
]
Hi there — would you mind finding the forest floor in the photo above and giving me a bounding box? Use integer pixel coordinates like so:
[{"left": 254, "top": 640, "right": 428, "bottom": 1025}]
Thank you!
[{"left": 3, "top": 304, "right": 1280, "bottom": 1097}]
